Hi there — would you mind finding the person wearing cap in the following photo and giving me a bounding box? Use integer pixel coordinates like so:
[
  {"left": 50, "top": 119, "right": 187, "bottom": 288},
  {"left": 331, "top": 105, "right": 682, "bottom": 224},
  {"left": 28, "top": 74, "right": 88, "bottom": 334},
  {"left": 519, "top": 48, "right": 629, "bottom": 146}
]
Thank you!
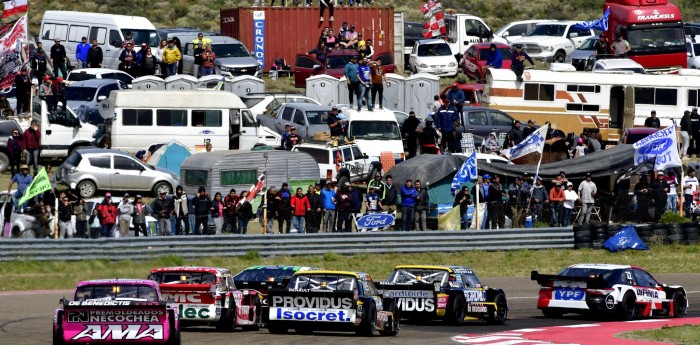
[
  {"left": 319, "top": 0, "right": 335, "bottom": 23},
  {"left": 327, "top": 107, "right": 346, "bottom": 137},
  {"left": 650, "top": 171, "right": 670, "bottom": 221},
  {"left": 321, "top": 181, "right": 337, "bottom": 233},
  {"left": 14, "top": 68, "right": 31, "bottom": 115},
  {"left": 173, "top": 185, "right": 190, "bottom": 235},
  {"left": 88, "top": 39, "right": 103, "bottom": 68},
  {"left": 402, "top": 111, "right": 421, "bottom": 158},
  {"left": 23, "top": 120, "right": 41, "bottom": 176},
  {"left": 511, "top": 44, "right": 534, "bottom": 82},
  {"left": 117, "top": 194, "right": 134, "bottom": 237},
  {"left": 418, "top": 117, "right": 440, "bottom": 154},
  {"left": 192, "top": 38, "right": 204, "bottom": 78},
  {"left": 594, "top": 34, "right": 609, "bottom": 57},
  {"left": 549, "top": 181, "right": 565, "bottom": 227},
  {"left": 400, "top": 179, "right": 418, "bottom": 231},
  {"left": 161, "top": 39, "right": 182, "bottom": 78},
  {"left": 118, "top": 42, "right": 139, "bottom": 77},
  {"left": 38, "top": 76, "right": 56, "bottom": 112},
  {"left": 577, "top": 173, "right": 597, "bottom": 225},
  {"left": 681, "top": 110, "right": 692, "bottom": 159},
  {"left": 54, "top": 76, "right": 67, "bottom": 110},
  {"left": 8, "top": 164, "right": 32, "bottom": 210},
  {"left": 435, "top": 95, "right": 459, "bottom": 153},
  {"left": 50, "top": 37, "right": 67, "bottom": 78},
  {"left": 663, "top": 170, "right": 679, "bottom": 215},
  {"left": 446, "top": 82, "right": 466, "bottom": 115},
  {"left": 562, "top": 182, "right": 579, "bottom": 227},
  {"left": 132, "top": 195, "right": 151, "bottom": 237},
  {"left": 335, "top": 182, "right": 354, "bottom": 232},
  {"left": 644, "top": 110, "right": 660, "bottom": 129},
  {"left": 152, "top": 190, "right": 174, "bottom": 236},
  {"left": 344, "top": 55, "right": 361, "bottom": 108},
  {"left": 76, "top": 36, "right": 90, "bottom": 69},
  {"left": 306, "top": 185, "right": 322, "bottom": 233},
  {"left": 523, "top": 119, "right": 536, "bottom": 138},
  {"left": 97, "top": 193, "right": 118, "bottom": 237},
  {"left": 367, "top": 172, "right": 387, "bottom": 200},
  {"left": 340, "top": 24, "right": 359, "bottom": 48},
  {"left": 365, "top": 185, "right": 383, "bottom": 214},
  {"left": 30, "top": 47, "right": 50, "bottom": 79},
  {"left": 192, "top": 186, "right": 211, "bottom": 235},
  {"left": 285, "top": 127, "right": 302, "bottom": 150},
  {"left": 487, "top": 175, "right": 505, "bottom": 229}
]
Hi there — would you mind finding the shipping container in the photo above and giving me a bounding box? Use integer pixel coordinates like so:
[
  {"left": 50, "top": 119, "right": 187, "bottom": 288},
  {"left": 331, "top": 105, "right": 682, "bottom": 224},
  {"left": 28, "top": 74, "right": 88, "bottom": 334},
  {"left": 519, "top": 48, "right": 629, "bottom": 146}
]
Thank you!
[{"left": 221, "top": 7, "right": 394, "bottom": 71}]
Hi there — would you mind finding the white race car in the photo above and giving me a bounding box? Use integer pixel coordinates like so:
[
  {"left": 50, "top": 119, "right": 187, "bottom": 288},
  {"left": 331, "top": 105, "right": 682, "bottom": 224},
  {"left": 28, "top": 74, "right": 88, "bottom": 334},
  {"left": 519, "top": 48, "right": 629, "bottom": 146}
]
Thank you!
[{"left": 532, "top": 263, "right": 688, "bottom": 320}]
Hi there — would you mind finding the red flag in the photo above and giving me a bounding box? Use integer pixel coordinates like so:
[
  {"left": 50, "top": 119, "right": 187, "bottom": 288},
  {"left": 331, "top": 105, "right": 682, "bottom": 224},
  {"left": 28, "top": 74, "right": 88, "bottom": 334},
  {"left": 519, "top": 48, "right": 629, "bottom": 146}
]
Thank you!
[
  {"left": 420, "top": 0, "right": 446, "bottom": 38},
  {"left": 0, "top": 14, "right": 27, "bottom": 89},
  {"left": 240, "top": 174, "right": 265, "bottom": 204},
  {"left": 2, "top": 0, "right": 27, "bottom": 18}
]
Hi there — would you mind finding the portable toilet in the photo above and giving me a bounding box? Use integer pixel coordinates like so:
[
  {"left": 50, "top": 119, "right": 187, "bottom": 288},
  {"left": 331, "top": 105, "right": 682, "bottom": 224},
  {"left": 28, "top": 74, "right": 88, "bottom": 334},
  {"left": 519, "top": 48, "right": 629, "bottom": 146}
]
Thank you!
[
  {"left": 306, "top": 74, "right": 339, "bottom": 107},
  {"left": 404, "top": 73, "right": 440, "bottom": 115},
  {"left": 197, "top": 75, "right": 229, "bottom": 89},
  {"left": 132, "top": 75, "right": 165, "bottom": 90},
  {"left": 384, "top": 73, "right": 406, "bottom": 112},
  {"left": 337, "top": 76, "right": 349, "bottom": 107},
  {"left": 165, "top": 74, "right": 199, "bottom": 90},
  {"left": 229, "top": 75, "right": 265, "bottom": 97}
]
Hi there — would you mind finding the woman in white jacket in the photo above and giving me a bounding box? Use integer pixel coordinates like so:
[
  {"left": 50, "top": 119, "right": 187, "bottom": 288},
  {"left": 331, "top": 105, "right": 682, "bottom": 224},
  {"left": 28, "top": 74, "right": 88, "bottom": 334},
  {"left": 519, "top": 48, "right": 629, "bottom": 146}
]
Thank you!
[{"left": 562, "top": 182, "right": 579, "bottom": 227}]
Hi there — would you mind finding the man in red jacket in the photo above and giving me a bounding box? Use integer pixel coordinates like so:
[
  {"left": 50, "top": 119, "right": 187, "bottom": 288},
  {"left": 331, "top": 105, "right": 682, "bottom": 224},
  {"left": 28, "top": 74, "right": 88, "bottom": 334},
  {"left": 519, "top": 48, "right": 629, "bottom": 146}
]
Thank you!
[
  {"left": 223, "top": 188, "right": 239, "bottom": 233},
  {"left": 23, "top": 120, "right": 41, "bottom": 176},
  {"left": 290, "top": 187, "right": 310, "bottom": 233},
  {"left": 97, "top": 193, "right": 117, "bottom": 238}
]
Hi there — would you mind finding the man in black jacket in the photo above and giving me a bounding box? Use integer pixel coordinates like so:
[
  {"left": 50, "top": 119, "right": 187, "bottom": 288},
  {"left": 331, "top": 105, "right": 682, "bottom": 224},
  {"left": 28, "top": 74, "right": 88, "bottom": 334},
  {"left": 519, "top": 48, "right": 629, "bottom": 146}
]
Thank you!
[
  {"left": 152, "top": 191, "right": 174, "bottom": 236},
  {"left": 402, "top": 111, "right": 421, "bottom": 159},
  {"left": 382, "top": 175, "right": 398, "bottom": 213},
  {"left": 14, "top": 68, "right": 30, "bottom": 115},
  {"left": 192, "top": 186, "right": 211, "bottom": 235},
  {"left": 276, "top": 183, "right": 293, "bottom": 234},
  {"left": 306, "top": 185, "right": 322, "bottom": 233},
  {"left": 50, "top": 38, "right": 67, "bottom": 78},
  {"left": 414, "top": 180, "right": 429, "bottom": 230},
  {"left": 487, "top": 175, "right": 505, "bottom": 229},
  {"left": 87, "top": 40, "right": 103, "bottom": 68}
]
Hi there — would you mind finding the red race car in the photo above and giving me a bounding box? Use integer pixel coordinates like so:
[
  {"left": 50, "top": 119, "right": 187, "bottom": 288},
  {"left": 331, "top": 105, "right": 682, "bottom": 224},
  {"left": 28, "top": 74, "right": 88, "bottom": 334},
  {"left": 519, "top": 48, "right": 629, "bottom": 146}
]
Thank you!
[{"left": 462, "top": 42, "right": 513, "bottom": 82}]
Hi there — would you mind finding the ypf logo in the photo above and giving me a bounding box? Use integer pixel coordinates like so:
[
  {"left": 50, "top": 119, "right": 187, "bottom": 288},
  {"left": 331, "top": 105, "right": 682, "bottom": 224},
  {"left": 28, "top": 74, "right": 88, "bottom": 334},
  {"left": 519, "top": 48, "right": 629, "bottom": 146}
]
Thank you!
[
  {"left": 638, "top": 138, "right": 673, "bottom": 155},
  {"left": 555, "top": 287, "right": 584, "bottom": 300}
]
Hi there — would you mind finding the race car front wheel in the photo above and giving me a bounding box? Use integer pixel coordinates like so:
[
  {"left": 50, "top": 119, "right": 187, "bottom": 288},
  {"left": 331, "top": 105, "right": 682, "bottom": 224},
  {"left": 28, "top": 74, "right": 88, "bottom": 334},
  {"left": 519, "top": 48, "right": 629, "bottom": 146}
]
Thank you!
[
  {"left": 379, "top": 300, "right": 399, "bottom": 336},
  {"left": 487, "top": 293, "right": 508, "bottom": 325},
  {"left": 446, "top": 294, "right": 466, "bottom": 326},
  {"left": 618, "top": 292, "right": 636, "bottom": 321},
  {"left": 672, "top": 291, "right": 687, "bottom": 318},
  {"left": 52, "top": 325, "right": 65, "bottom": 345},
  {"left": 216, "top": 302, "right": 237, "bottom": 332}
]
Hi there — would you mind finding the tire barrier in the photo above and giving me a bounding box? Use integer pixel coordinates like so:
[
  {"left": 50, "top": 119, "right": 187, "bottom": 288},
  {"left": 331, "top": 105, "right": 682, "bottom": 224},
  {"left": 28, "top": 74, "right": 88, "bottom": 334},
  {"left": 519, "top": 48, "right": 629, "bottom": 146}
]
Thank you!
[{"left": 573, "top": 224, "right": 593, "bottom": 249}]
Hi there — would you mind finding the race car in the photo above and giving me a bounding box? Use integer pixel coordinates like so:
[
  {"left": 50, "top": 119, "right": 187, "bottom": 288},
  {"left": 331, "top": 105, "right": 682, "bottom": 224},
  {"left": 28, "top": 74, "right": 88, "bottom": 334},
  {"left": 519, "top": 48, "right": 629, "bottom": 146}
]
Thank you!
[
  {"left": 375, "top": 265, "right": 508, "bottom": 325},
  {"left": 148, "top": 266, "right": 262, "bottom": 331},
  {"left": 532, "top": 263, "right": 689, "bottom": 320},
  {"left": 53, "top": 279, "right": 180, "bottom": 345},
  {"left": 267, "top": 270, "right": 400, "bottom": 336},
  {"left": 233, "top": 265, "right": 322, "bottom": 322}
]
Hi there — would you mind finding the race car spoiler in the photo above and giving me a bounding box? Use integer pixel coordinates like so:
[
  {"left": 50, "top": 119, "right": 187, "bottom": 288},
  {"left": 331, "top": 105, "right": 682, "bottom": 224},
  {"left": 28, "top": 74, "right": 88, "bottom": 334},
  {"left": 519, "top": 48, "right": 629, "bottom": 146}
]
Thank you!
[
  {"left": 63, "top": 300, "right": 170, "bottom": 309},
  {"left": 531, "top": 271, "right": 607, "bottom": 289},
  {"left": 374, "top": 282, "right": 438, "bottom": 296}
]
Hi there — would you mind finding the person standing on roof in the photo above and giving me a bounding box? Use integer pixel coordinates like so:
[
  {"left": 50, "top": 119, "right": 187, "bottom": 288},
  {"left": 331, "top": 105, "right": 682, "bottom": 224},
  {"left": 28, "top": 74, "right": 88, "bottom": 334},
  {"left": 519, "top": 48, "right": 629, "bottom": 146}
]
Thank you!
[
  {"left": 88, "top": 40, "right": 103, "bottom": 68},
  {"left": 681, "top": 110, "right": 692, "bottom": 159},
  {"left": 418, "top": 117, "right": 440, "bottom": 154},
  {"left": 285, "top": 127, "right": 302, "bottom": 150},
  {"left": 161, "top": 39, "right": 181, "bottom": 78},
  {"left": 327, "top": 107, "right": 346, "bottom": 138},
  {"left": 435, "top": 96, "right": 459, "bottom": 153},
  {"left": 611, "top": 34, "right": 631, "bottom": 58},
  {"left": 344, "top": 56, "right": 361, "bottom": 108},
  {"left": 446, "top": 83, "right": 466, "bottom": 116},
  {"left": 358, "top": 57, "right": 372, "bottom": 111},
  {"left": 644, "top": 110, "right": 660, "bottom": 129},
  {"left": 75, "top": 36, "right": 90, "bottom": 69},
  {"left": 511, "top": 44, "right": 534, "bottom": 82},
  {"left": 594, "top": 34, "right": 609, "bottom": 57},
  {"left": 50, "top": 37, "right": 67, "bottom": 78},
  {"left": 369, "top": 59, "right": 386, "bottom": 110},
  {"left": 319, "top": 0, "right": 335, "bottom": 23},
  {"left": 506, "top": 120, "right": 523, "bottom": 147}
]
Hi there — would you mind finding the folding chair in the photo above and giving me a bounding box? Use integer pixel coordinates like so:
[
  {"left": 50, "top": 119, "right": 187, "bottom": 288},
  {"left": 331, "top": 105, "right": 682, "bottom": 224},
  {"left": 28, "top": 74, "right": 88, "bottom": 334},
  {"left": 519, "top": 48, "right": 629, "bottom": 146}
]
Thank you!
[
  {"left": 497, "top": 133, "right": 507, "bottom": 148},
  {"left": 460, "top": 133, "right": 475, "bottom": 154}
]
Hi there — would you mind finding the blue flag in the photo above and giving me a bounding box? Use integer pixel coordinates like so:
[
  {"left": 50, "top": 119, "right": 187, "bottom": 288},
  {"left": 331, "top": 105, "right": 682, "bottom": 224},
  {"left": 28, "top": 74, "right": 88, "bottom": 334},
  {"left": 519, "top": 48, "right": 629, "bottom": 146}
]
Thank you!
[
  {"left": 573, "top": 8, "right": 610, "bottom": 32},
  {"left": 602, "top": 225, "right": 649, "bottom": 252},
  {"left": 451, "top": 151, "right": 477, "bottom": 196}
]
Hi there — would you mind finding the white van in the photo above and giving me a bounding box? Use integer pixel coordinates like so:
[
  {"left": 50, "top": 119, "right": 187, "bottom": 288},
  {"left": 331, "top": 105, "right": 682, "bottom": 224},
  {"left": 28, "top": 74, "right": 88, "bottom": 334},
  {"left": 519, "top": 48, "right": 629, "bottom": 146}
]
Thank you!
[
  {"left": 31, "top": 97, "right": 99, "bottom": 158},
  {"left": 40, "top": 11, "right": 160, "bottom": 70},
  {"left": 341, "top": 108, "right": 405, "bottom": 164},
  {"left": 100, "top": 90, "right": 280, "bottom": 154}
]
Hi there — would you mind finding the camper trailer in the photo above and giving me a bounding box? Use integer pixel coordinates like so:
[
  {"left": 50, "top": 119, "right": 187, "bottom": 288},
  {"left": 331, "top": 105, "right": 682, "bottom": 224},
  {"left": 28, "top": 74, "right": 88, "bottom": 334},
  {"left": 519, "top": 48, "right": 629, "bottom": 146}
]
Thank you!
[
  {"left": 100, "top": 90, "right": 280, "bottom": 154},
  {"left": 179, "top": 150, "right": 319, "bottom": 197},
  {"left": 483, "top": 67, "right": 700, "bottom": 142}
]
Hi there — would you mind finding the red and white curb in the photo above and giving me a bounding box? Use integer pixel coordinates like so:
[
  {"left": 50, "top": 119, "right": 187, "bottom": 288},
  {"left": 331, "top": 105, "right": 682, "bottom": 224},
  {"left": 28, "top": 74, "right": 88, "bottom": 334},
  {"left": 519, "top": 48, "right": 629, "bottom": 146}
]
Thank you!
[{"left": 452, "top": 317, "right": 700, "bottom": 345}]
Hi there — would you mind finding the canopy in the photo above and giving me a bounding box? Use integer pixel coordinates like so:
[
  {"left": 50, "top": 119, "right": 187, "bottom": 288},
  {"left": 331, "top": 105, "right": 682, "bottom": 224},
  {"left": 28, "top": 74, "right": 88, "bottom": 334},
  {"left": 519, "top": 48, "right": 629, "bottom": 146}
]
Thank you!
[
  {"left": 386, "top": 154, "right": 468, "bottom": 205},
  {"left": 147, "top": 140, "right": 191, "bottom": 175}
]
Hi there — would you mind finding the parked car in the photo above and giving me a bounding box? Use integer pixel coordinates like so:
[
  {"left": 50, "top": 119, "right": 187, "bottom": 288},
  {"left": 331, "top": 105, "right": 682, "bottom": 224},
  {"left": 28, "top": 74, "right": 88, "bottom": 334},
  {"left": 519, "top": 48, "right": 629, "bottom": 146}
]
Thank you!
[
  {"left": 294, "top": 48, "right": 395, "bottom": 88},
  {"left": 687, "top": 41, "right": 700, "bottom": 69},
  {"left": 0, "top": 120, "right": 23, "bottom": 172},
  {"left": 438, "top": 83, "right": 484, "bottom": 107},
  {"left": 592, "top": 58, "right": 646, "bottom": 74},
  {"left": 462, "top": 42, "right": 513, "bottom": 81},
  {"left": 180, "top": 35, "right": 262, "bottom": 78},
  {"left": 457, "top": 106, "right": 517, "bottom": 143},
  {"left": 256, "top": 103, "right": 332, "bottom": 139},
  {"left": 511, "top": 21, "right": 596, "bottom": 63},
  {"left": 55, "top": 148, "right": 180, "bottom": 198},
  {"left": 568, "top": 37, "right": 598, "bottom": 71},
  {"left": 65, "top": 68, "right": 134, "bottom": 87},
  {"left": 242, "top": 93, "right": 320, "bottom": 117},
  {"left": 409, "top": 39, "right": 459, "bottom": 77},
  {"left": 156, "top": 27, "right": 219, "bottom": 41},
  {"left": 65, "top": 79, "right": 128, "bottom": 125},
  {"left": 292, "top": 141, "right": 381, "bottom": 184},
  {"left": 404, "top": 22, "right": 425, "bottom": 69},
  {"left": 492, "top": 19, "right": 555, "bottom": 44}
]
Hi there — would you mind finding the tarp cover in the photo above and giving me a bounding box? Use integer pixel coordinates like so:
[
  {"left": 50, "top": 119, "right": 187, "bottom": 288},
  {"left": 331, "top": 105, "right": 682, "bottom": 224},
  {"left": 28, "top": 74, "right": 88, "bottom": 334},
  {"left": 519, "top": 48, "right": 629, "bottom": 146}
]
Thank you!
[
  {"left": 602, "top": 225, "right": 649, "bottom": 252},
  {"left": 478, "top": 144, "right": 635, "bottom": 180},
  {"left": 386, "top": 154, "right": 465, "bottom": 186}
]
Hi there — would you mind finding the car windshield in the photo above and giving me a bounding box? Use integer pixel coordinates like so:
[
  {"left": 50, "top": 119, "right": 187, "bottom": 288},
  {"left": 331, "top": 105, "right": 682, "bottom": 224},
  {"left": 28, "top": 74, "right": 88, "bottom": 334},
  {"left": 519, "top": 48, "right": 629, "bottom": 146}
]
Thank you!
[
  {"left": 234, "top": 268, "right": 299, "bottom": 282},
  {"left": 578, "top": 38, "right": 597, "bottom": 50},
  {"left": 212, "top": 43, "right": 251, "bottom": 58},
  {"left": 288, "top": 274, "right": 357, "bottom": 291},
  {"left": 306, "top": 110, "right": 329, "bottom": 124},
  {"left": 526, "top": 24, "right": 566, "bottom": 37},
  {"left": 122, "top": 29, "right": 159, "bottom": 47},
  {"left": 65, "top": 87, "right": 96, "bottom": 102},
  {"left": 327, "top": 55, "right": 352, "bottom": 69},
  {"left": 695, "top": 43, "right": 700, "bottom": 55},
  {"left": 242, "top": 97, "right": 264, "bottom": 108},
  {"left": 557, "top": 267, "right": 626, "bottom": 287},
  {"left": 627, "top": 26, "right": 685, "bottom": 53},
  {"left": 348, "top": 120, "right": 401, "bottom": 140},
  {"left": 149, "top": 272, "right": 217, "bottom": 285},
  {"left": 74, "top": 285, "right": 159, "bottom": 301},
  {"left": 67, "top": 72, "right": 96, "bottom": 82},
  {"left": 417, "top": 43, "right": 452, "bottom": 56},
  {"left": 478, "top": 47, "right": 513, "bottom": 60},
  {"left": 388, "top": 268, "right": 449, "bottom": 285}
]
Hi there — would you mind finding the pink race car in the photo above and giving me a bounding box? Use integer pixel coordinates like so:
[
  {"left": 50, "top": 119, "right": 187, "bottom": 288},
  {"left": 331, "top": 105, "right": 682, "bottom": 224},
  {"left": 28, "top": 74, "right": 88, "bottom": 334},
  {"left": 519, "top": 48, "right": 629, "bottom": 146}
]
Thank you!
[{"left": 53, "top": 279, "right": 180, "bottom": 344}]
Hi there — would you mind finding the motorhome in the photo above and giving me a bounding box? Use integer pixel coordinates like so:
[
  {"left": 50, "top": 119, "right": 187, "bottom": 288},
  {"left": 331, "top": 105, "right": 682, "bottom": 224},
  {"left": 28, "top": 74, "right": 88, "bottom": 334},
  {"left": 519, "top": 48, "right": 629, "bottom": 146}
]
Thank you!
[
  {"left": 99, "top": 90, "right": 280, "bottom": 154},
  {"left": 40, "top": 11, "right": 160, "bottom": 70},
  {"left": 483, "top": 67, "right": 700, "bottom": 142}
]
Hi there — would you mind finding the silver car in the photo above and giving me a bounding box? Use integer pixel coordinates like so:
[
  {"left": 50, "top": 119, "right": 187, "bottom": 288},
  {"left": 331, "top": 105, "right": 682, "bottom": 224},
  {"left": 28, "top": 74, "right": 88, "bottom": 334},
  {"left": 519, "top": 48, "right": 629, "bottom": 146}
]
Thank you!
[
  {"left": 180, "top": 35, "right": 262, "bottom": 78},
  {"left": 56, "top": 148, "right": 179, "bottom": 198}
]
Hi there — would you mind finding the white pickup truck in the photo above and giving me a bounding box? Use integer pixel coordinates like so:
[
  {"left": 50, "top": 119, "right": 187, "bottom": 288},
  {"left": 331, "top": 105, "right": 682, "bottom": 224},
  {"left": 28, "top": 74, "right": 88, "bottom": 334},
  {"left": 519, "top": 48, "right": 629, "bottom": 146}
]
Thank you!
[
  {"left": 31, "top": 96, "right": 98, "bottom": 158},
  {"left": 292, "top": 141, "right": 382, "bottom": 186},
  {"left": 510, "top": 21, "right": 595, "bottom": 63}
]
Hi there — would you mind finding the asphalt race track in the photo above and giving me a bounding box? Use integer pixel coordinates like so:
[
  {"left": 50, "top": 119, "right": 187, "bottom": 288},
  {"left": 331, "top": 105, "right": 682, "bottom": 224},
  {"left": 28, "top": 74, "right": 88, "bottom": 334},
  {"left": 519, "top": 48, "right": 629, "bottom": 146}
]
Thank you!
[{"left": 1, "top": 274, "right": 698, "bottom": 345}]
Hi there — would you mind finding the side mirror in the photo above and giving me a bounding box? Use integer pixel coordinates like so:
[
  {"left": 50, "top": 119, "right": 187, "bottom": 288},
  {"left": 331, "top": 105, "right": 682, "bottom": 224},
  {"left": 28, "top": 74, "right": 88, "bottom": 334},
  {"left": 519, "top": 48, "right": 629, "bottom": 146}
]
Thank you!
[
  {"left": 97, "top": 96, "right": 107, "bottom": 101},
  {"left": 688, "top": 52, "right": 692, "bottom": 58},
  {"left": 312, "top": 64, "right": 322, "bottom": 70},
  {"left": 363, "top": 154, "right": 369, "bottom": 159},
  {"left": 569, "top": 33, "right": 579, "bottom": 38},
  {"left": 503, "top": 31, "right": 509, "bottom": 38}
]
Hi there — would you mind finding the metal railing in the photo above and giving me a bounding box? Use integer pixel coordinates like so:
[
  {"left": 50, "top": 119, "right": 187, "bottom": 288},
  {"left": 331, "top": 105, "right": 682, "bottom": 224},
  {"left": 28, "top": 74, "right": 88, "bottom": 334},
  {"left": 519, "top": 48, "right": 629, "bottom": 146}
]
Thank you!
[{"left": 0, "top": 228, "right": 573, "bottom": 261}]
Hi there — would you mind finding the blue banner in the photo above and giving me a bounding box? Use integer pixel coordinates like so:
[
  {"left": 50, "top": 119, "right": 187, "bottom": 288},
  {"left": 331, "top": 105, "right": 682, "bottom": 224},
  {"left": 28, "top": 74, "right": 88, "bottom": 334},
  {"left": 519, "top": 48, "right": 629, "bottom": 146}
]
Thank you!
[
  {"left": 573, "top": 8, "right": 610, "bottom": 32},
  {"left": 451, "top": 151, "right": 477, "bottom": 196},
  {"left": 602, "top": 225, "right": 649, "bottom": 252},
  {"left": 253, "top": 11, "right": 265, "bottom": 69}
]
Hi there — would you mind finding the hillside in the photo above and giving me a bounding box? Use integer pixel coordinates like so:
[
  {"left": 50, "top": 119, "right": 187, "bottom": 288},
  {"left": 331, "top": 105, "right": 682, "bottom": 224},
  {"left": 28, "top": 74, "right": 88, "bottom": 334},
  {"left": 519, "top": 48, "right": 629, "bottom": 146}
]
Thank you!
[{"left": 23, "top": 0, "right": 700, "bottom": 37}]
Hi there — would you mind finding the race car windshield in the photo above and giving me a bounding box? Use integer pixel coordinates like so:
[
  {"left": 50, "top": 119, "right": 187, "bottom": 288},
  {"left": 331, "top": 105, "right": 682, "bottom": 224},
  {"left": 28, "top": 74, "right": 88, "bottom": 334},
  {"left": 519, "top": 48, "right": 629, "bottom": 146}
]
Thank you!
[
  {"left": 288, "top": 275, "right": 357, "bottom": 291},
  {"left": 234, "top": 268, "right": 299, "bottom": 282},
  {"left": 149, "top": 272, "right": 217, "bottom": 285},
  {"left": 557, "top": 267, "right": 627, "bottom": 287},
  {"left": 75, "top": 285, "right": 159, "bottom": 301},
  {"left": 388, "top": 269, "right": 449, "bottom": 285}
]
